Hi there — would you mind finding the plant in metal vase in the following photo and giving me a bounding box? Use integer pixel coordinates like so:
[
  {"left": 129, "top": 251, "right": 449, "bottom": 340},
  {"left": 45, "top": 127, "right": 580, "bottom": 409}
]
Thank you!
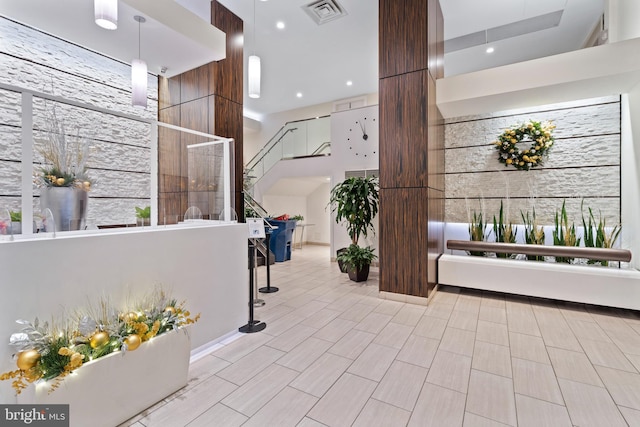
[
  {"left": 329, "top": 176, "right": 379, "bottom": 279},
  {"left": 36, "top": 105, "right": 93, "bottom": 231}
]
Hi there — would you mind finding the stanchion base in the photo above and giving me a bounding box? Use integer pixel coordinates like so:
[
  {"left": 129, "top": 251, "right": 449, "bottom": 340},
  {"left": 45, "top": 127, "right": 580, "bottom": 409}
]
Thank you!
[
  {"left": 239, "top": 321, "right": 266, "bottom": 333},
  {"left": 253, "top": 299, "right": 266, "bottom": 307},
  {"left": 259, "top": 286, "right": 279, "bottom": 294}
]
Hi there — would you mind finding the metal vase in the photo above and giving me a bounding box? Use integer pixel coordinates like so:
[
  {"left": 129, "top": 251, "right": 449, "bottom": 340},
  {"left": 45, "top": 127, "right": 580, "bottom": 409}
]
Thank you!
[{"left": 40, "top": 187, "right": 89, "bottom": 232}]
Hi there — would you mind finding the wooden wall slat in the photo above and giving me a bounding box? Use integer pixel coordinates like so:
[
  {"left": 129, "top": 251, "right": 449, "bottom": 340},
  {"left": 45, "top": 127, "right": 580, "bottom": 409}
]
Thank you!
[
  {"left": 379, "top": 0, "right": 428, "bottom": 79},
  {"left": 380, "top": 188, "right": 430, "bottom": 298},
  {"left": 379, "top": 0, "right": 444, "bottom": 298},
  {"left": 379, "top": 71, "right": 429, "bottom": 189},
  {"left": 180, "top": 64, "right": 209, "bottom": 104},
  {"left": 210, "top": 1, "right": 244, "bottom": 103},
  {"left": 158, "top": 75, "right": 181, "bottom": 110}
]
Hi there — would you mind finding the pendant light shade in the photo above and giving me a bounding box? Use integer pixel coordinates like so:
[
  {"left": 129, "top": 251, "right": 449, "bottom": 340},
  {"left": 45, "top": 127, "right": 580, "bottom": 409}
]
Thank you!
[
  {"left": 94, "top": 0, "right": 118, "bottom": 30},
  {"left": 248, "top": 55, "right": 261, "bottom": 99},
  {"left": 131, "top": 59, "right": 148, "bottom": 108}
]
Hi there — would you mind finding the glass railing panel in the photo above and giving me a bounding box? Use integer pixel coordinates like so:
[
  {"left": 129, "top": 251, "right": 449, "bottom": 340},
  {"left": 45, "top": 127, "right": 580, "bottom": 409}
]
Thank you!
[{"left": 307, "top": 116, "right": 331, "bottom": 155}]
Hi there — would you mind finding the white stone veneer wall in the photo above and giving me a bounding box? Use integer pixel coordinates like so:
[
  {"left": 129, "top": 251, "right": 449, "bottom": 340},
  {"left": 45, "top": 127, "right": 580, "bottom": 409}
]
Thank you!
[
  {"left": 0, "top": 16, "right": 159, "bottom": 226},
  {"left": 445, "top": 96, "right": 621, "bottom": 225}
]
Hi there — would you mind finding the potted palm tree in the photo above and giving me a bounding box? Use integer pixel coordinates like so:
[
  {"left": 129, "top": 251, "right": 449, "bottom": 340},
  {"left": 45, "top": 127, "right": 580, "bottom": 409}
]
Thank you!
[
  {"left": 329, "top": 176, "right": 379, "bottom": 281},
  {"left": 337, "top": 244, "right": 377, "bottom": 282}
]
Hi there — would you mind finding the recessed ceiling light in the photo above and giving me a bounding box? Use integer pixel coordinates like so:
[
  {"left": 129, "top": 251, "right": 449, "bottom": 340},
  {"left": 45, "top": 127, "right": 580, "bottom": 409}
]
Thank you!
[
  {"left": 486, "top": 47, "right": 495, "bottom": 54},
  {"left": 276, "top": 21, "right": 285, "bottom": 29},
  {"left": 296, "top": 92, "right": 303, "bottom": 98},
  {"left": 346, "top": 80, "right": 353, "bottom": 86}
]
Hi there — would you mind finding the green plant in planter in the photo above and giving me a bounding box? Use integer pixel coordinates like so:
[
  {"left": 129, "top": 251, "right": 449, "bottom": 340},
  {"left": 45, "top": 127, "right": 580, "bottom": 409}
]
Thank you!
[
  {"left": 329, "top": 176, "right": 379, "bottom": 276},
  {"left": 553, "top": 200, "right": 580, "bottom": 263},
  {"left": 521, "top": 208, "right": 545, "bottom": 261},
  {"left": 468, "top": 211, "right": 488, "bottom": 256},
  {"left": 582, "top": 203, "right": 621, "bottom": 266},
  {"left": 135, "top": 206, "right": 151, "bottom": 226},
  {"left": 9, "top": 211, "right": 21, "bottom": 223},
  {"left": 135, "top": 206, "right": 151, "bottom": 219},
  {"left": 329, "top": 176, "right": 379, "bottom": 246},
  {"left": 337, "top": 244, "right": 377, "bottom": 282},
  {"left": 291, "top": 214, "right": 304, "bottom": 221},
  {"left": 492, "top": 201, "right": 517, "bottom": 258}
]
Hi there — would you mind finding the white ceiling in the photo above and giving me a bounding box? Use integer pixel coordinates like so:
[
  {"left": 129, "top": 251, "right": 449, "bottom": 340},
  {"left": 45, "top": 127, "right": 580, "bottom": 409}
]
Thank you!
[
  {"left": 218, "top": 0, "right": 604, "bottom": 117},
  {"left": 0, "top": 0, "right": 604, "bottom": 117}
]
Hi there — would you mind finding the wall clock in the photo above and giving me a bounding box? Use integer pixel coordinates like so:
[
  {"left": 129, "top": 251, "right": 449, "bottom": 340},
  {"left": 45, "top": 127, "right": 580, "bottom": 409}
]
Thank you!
[{"left": 347, "top": 116, "right": 377, "bottom": 158}]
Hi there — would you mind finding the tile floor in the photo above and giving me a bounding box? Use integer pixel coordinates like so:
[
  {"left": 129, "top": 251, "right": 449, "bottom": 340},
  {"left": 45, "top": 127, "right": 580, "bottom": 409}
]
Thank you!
[{"left": 121, "top": 246, "right": 640, "bottom": 427}]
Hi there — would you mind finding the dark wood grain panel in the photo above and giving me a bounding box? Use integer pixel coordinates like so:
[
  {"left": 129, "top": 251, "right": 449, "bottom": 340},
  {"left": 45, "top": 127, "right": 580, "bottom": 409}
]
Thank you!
[
  {"left": 379, "top": 0, "right": 428, "bottom": 78},
  {"left": 158, "top": 105, "right": 184, "bottom": 223},
  {"left": 379, "top": 70, "right": 430, "bottom": 189},
  {"left": 209, "top": 96, "right": 244, "bottom": 219},
  {"left": 210, "top": 0, "right": 243, "bottom": 103},
  {"left": 158, "top": 75, "right": 181, "bottom": 110},
  {"left": 379, "top": 188, "right": 430, "bottom": 298},
  {"left": 180, "top": 64, "right": 209, "bottom": 104}
]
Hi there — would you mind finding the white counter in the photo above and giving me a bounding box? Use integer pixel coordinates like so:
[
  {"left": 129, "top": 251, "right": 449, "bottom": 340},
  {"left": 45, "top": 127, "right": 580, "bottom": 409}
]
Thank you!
[{"left": 0, "top": 222, "right": 248, "bottom": 403}]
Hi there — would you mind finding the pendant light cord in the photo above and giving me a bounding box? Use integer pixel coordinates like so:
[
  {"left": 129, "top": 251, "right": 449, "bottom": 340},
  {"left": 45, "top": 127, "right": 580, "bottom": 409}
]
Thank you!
[
  {"left": 138, "top": 19, "right": 141, "bottom": 59},
  {"left": 253, "top": 0, "right": 256, "bottom": 55}
]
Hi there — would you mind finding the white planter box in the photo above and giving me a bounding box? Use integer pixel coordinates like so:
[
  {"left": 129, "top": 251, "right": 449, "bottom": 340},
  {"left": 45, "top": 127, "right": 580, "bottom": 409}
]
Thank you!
[
  {"left": 18, "top": 328, "right": 191, "bottom": 427},
  {"left": 438, "top": 254, "right": 640, "bottom": 310}
]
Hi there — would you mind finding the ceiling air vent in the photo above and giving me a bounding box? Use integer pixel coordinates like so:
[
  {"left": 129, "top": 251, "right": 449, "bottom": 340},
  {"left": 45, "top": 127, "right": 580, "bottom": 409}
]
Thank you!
[{"left": 303, "top": 0, "right": 348, "bottom": 25}]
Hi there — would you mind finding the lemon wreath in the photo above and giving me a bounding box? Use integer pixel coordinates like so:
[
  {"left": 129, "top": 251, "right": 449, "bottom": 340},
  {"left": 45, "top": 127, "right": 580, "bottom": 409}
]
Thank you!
[{"left": 494, "top": 120, "right": 556, "bottom": 171}]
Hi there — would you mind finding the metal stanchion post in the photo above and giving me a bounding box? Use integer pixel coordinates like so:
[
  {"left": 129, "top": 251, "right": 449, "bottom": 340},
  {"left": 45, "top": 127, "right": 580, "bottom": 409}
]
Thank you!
[
  {"left": 259, "top": 231, "right": 279, "bottom": 293},
  {"left": 239, "top": 240, "right": 266, "bottom": 333}
]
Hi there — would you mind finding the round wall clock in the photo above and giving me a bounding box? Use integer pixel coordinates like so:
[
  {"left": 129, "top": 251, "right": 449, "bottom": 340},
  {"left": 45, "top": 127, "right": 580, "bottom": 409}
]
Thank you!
[{"left": 347, "top": 116, "right": 377, "bottom": 157}]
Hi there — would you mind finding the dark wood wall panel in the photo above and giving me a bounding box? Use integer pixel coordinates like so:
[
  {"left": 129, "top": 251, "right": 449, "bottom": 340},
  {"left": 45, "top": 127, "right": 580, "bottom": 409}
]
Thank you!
[
  {"left": 157, "top": 0, "right": 243, "bottom": 222},
  {"left": 180, "top": 64, "right": 209, "bottom": 104},
  {"left": 210, "top": 1, "right": 243, "bottom": 103},
  {"left": 159, "top": 75, "right": 181, "bottom": 110},
  {"left": 379, "top": 0, "right": 444, "bottom": 299},
  {"left": 435, "top": 1, "right": 444, "bottom": 79},
  {"left": 379, "top": 0, "right": 428, "bottom": 79},
  {"left": 209, "top": 96, "right": 244, "bottom": 215},
  {"left": 379, "top": 188, "right": 430, "bottom": 298},
  {"left": 379, "top": 70, "right": 429, "bottom": 189}
]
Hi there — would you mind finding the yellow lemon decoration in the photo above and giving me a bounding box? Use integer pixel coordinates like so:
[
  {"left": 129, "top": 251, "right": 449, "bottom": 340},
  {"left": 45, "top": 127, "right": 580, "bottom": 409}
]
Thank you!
[
  {"left": 16, "top": 350, "right": 41, "bottom": 371},
  {"left": 122, "top": 311, "right": 138, "bottom": 323},
  {"left": 494, "top": 120, "right": 555, "bottom": 171},
  {"left": 123, "top": 334, "right": 142, "bottom": 351},
  {"left": 89, "top": 331, "right": 110, "bottom": 349},
  {"left": 55, "top": 177, "right": 65, "bottom": 186},
  {"left": 164, "top": 306, "right": 176, "bottom": 316}
]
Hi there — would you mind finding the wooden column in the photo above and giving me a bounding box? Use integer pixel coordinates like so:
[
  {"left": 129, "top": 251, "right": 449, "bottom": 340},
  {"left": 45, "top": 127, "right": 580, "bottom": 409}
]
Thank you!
[
  {"left": 157, "top": 0, "right": 243, "bottom": 223},
  {"left": 379, "top": 0, "right": 444, "bottom": 298}
]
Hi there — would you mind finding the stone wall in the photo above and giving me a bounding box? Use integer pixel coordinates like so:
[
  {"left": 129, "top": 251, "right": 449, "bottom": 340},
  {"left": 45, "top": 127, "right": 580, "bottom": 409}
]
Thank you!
[
  {"left": 445, "top": 96, "right": 621, "bottom": 225},
  {"left": 0, "top": 16, "right": 158, "bottom": 226}
]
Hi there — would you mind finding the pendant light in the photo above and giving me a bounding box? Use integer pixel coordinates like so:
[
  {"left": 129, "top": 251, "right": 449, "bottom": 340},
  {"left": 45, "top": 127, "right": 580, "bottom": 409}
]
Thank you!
[
  {"left": 94, "top": 0, "right": 118, "bottom": 30},
  {"left": 132, "top": 15, "right": 147, "bottom": 108},
  {"left": 248, "top": 0, "right": 261, "bottom": 99}
]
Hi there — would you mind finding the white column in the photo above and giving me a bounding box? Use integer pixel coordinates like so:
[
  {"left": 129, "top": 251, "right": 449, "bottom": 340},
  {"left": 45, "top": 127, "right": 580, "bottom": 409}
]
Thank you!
[
  {"left": 21, "top": 93, "right": 34, "bottom": 236},
  {"left": 223, "top": 139, "right": 231, "bottom": 222},
  {"left": 606, "top": 0, "right": 640, "bottom": 43},
  {"left": 621, "top": 90, "right": 640, "bottom": 269},
  {"left": 150, "top": 122, "right": 158, "bottom": 226}
]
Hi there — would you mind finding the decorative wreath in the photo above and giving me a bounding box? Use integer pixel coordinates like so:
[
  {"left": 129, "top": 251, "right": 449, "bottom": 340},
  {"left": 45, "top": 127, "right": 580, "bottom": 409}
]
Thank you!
[{"left": 494, "top": 120, "right": 556, "bottom": 171}]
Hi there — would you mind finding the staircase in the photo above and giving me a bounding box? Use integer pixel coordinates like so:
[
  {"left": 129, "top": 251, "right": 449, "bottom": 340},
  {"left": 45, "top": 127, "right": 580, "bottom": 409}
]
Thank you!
[{"left": 244, "top": 115, "right": 331, "bottom": 194}]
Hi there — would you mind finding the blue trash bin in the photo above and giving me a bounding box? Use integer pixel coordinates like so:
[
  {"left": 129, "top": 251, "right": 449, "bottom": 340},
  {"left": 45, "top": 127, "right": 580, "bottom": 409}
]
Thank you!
[{"left": 266, "top": 219, "right": 296, "bottom": 262}]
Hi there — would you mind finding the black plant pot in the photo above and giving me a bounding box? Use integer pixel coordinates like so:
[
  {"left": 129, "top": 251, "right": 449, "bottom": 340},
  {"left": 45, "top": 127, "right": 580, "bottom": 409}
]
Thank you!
[
  {"left": 347, "top": 264, "right": 370, "bottom": 282},
  {"left": 336, "top": 247, "right": 348, "bottom": 273}
]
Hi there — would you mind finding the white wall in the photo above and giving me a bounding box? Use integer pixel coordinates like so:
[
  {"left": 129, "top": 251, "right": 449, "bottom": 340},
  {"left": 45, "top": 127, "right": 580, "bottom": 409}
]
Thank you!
[
  {"left": 262, "top": 195, "right": 307, "bottom": 220},
  {"left": 621, "top": 87, "right": 640, "bottom": 269},
  {"left": 244, "top": 93, "right": 379, "bottom": 162},
  {"left": 306, "top": 182, "right": 331, "bottom": 244},
  {"left": 0, "top": 223, "right": 248, "bottom": 403}
]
